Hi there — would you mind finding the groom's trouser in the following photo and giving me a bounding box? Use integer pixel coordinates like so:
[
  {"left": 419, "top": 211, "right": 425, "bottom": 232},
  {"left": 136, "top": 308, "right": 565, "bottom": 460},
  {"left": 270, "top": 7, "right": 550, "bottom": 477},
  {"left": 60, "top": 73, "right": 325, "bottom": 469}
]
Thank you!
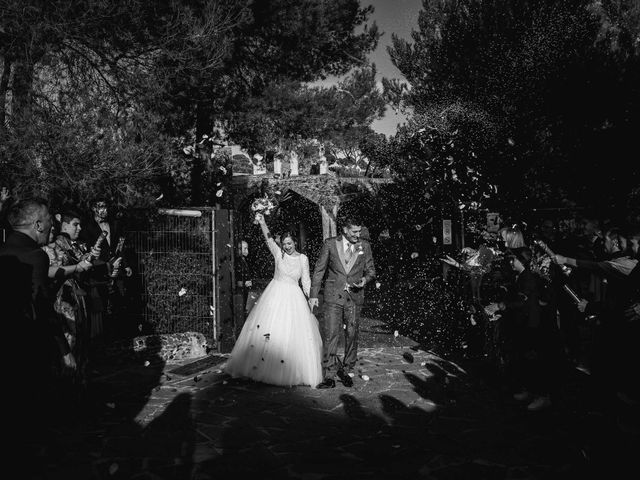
[{"left": 322, "top": 300, "right": 361, "bottom": 378}]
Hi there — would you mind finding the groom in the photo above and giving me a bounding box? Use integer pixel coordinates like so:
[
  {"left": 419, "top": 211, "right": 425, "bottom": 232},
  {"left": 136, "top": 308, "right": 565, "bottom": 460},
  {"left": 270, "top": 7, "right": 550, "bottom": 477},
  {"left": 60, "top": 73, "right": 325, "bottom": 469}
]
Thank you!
[{"left": 309, "top": 216, "right": 376, "bottom": 388}]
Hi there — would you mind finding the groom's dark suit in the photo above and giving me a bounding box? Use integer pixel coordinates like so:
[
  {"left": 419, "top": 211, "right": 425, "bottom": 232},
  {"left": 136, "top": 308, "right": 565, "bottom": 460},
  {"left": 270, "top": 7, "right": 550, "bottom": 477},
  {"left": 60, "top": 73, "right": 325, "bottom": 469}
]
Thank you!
[{"left": 310, "top": 235, "right": 376, "bottom": 379}]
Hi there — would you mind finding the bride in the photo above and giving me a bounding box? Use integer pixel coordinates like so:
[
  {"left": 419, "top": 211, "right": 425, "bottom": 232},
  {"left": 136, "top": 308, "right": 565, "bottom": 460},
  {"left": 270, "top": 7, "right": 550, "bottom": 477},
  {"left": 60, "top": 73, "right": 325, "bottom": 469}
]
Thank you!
[{"left": 224, "top": 213, "right": 323, "bottom": 387}]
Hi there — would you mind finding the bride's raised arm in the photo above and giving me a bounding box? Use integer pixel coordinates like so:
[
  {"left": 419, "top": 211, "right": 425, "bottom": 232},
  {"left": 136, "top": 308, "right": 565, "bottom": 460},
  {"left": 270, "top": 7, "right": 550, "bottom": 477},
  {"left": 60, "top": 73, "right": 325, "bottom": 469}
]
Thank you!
[{"left": 255, "top": 213, "right": 280, "bottom": 257}]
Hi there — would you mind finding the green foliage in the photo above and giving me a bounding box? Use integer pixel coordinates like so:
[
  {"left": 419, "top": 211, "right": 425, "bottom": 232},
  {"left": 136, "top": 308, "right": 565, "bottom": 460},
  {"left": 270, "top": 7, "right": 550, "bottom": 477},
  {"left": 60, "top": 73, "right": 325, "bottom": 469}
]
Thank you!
[
  {"left": 387, "top": 0, "right": 640, "bottom": 215},
  {"left": 373, "top": 101, "right": 498, "bottom": 238},
  {"left": 368, "top": 254, "right": 473, "bottom": 356},
  {"left": 166, "top": 135, "right": 234, "bottom": 207},
  {"left": 358, "top": 132, "right": 394, "bottom": 173},
  {"left": 0, "top": 83, "right": 171, "bottom": 210},
  {"left": 225, "top": 63, "right": 387, "bottom": 161},
  {"left": 1, "top": 1, "right": 382, "bottom": 208}
]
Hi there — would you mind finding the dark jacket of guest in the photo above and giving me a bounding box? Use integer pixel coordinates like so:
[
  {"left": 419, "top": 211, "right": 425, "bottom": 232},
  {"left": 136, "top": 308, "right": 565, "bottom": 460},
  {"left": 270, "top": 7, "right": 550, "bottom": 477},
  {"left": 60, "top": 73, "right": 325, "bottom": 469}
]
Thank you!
[
  {"left": 0, "top": 231, "right": 71, "bottom": 360},
  {"left": 576, "top": 253, "right": 638, "bottom": 322},
  {"left": 503, "top": 268, "right": 543, "bottom": 329},
  {"left": 79, "top": 216, "right": 129, "bottom": 282},
  {"left": 80, "top": 217, "right": 126, "bottom": 263}
]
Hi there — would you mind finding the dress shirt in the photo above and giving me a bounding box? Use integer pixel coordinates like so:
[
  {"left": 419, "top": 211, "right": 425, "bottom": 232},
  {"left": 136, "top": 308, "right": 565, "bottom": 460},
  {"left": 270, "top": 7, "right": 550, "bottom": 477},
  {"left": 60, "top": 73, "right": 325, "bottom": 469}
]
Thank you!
[{"left": 342, "top": 237, "right": 355, "bottom": 254}]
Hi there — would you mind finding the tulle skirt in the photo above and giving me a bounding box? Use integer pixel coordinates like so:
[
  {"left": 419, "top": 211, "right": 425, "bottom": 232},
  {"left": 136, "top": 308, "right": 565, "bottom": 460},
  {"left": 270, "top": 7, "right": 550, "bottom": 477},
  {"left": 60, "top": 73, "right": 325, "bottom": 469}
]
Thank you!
[{"left": 224, "top": 279, "right": 323, "bottom": 387}]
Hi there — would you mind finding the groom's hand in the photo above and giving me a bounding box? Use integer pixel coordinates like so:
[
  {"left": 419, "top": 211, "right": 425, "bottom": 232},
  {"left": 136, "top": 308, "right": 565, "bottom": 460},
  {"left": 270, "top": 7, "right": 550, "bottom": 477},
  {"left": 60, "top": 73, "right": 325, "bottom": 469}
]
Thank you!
[{"left": 309, "top": 298, "right": 319, "bottom": 311}]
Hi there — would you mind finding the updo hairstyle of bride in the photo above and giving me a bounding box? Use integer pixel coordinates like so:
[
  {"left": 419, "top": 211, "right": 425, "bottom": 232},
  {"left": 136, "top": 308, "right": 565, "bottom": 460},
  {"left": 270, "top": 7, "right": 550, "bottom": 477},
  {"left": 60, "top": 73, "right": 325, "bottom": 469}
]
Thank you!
[{"left": 278, "top": 230, "right": 298, "bottom": 257}]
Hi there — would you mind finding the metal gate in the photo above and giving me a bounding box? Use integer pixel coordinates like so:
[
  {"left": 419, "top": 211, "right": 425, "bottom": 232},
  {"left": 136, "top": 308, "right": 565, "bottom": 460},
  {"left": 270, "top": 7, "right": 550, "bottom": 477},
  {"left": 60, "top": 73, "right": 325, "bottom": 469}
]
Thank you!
[{"left": 127, "top": 208, "right": 236, "bottom": 352}]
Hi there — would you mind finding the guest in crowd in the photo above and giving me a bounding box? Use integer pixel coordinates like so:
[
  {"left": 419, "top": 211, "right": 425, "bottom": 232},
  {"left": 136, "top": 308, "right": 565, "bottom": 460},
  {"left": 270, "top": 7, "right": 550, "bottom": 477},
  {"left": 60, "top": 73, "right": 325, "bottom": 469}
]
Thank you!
[
  {"left": 496, "top": 224, "right": 528, "bottom": 288},
  {"left": 0, "top": 185, "right": 11, "bottom": 230},
  {"left": 530, "top": 219, "right": 583, "bottom": 371},
  {"left": 495, "top": 246, "right": 562, "bottom": 411},
  {"left": 0, "top": 198, "right": 76, "bottom": 457},
  {"left": 555, "top": 227, "right": 639, "bottom": 408},
  {"left": 489, "top": 224, "right": 529, "bottom": 366},
  {"left": 236, "top": 239, "right": 257, "bottom": 315},
  {"left": 628, "top": 225, "right": 640, "bottom": 260},
  {"left": 43, "top": 208, "right": 96, "bottom": 386},
  {"left": 500, "top": 224, "right": 527, "bottom": 249},
  {"left": 80, "top": 198, "right": 132, "bottom": 339},
  {"left": 0, "top": 198, "right": 76, "bottom": 370}
]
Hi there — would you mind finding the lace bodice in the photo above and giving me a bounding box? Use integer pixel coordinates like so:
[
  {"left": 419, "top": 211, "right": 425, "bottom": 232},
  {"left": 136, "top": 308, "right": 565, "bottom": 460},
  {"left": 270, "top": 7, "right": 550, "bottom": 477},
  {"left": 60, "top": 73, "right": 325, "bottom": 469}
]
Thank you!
[{"left": 267, "top": 237, "right": 311, "bottom": 296}]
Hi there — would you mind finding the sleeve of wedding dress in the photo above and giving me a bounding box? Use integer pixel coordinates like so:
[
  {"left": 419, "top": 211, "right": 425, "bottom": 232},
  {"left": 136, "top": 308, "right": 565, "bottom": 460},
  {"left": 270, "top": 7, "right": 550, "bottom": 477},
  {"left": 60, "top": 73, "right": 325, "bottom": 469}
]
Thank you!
[
  {"left": 301, "top": 254, "right": 311, "bottom": 298},
  {"left": 266, "top": 237, "right": 281, "bottom": 258}
]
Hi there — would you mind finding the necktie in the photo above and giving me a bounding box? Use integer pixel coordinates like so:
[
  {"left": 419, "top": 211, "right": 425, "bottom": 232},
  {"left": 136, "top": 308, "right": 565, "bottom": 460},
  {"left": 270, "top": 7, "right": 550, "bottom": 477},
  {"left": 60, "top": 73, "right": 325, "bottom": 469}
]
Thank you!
[{"left": 345, "top": 244, "right": 353, "bottom": 262}]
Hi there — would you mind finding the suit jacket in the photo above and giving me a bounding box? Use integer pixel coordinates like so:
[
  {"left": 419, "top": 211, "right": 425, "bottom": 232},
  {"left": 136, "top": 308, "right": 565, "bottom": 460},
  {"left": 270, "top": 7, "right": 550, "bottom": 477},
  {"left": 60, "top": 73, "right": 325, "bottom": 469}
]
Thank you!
[
  {"left": 503, "top": 268, "right": 542, "bottom": 329},
  {"left": 0, "top": 231, "right": 70, "bottom": 358},
  {"left": 310, "top": 235, "right": 376, "bottom": 306},
  {"left": 80, "top": 217, "right": 126, "bottom": 262},
  {"left": 79, "top": 217, "right": 128, "bottom": 283}
]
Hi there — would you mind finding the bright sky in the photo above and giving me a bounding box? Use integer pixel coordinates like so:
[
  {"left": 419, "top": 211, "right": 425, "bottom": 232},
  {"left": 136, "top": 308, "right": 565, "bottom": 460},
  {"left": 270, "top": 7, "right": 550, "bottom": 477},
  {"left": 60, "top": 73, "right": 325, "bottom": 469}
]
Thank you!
[
  {"left": 366, "top": 0, "right": 422, "bottom": 137},
  {"left": 311, "top": 0, "right": 423, "bottom": 137}
]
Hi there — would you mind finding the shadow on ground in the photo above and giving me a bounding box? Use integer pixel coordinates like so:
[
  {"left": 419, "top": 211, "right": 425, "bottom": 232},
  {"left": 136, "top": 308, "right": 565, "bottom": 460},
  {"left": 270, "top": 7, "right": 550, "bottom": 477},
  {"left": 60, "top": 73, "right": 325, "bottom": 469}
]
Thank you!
[{"left": 23, "top": 326, "right": 639, "bottom": 480}]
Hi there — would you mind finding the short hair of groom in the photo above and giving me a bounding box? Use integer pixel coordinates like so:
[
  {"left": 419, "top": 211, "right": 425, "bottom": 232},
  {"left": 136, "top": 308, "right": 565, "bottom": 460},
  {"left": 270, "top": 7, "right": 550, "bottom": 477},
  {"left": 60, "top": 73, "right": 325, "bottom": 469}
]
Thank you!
[{"left": 341, "top": 216, "right": 362, "bottom": 229}]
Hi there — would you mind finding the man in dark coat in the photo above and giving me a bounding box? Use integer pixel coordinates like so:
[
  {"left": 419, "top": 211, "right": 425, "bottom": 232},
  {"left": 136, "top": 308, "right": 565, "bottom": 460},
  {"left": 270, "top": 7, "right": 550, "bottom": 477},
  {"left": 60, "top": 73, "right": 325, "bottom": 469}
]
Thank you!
[
  {"left": 0, "top": 198, "right": 76, "bottom": 466},
  {"left": 0, "top": 198, "right": 75, "bottom": 371},
  {"left": 79, "top": 199, "right": 132, "bottom": 339},
  {"left": 309, "top": 216, "right": 376, "bottom": 388}
]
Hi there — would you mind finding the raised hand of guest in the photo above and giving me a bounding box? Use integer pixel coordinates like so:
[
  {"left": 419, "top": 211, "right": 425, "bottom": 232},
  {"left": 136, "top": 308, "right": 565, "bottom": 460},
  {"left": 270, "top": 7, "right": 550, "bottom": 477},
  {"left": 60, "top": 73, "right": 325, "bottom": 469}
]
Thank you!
[
  {"left": 554, "top": 254, "right": 567, "bottom": 264},
  {"left": 577, "top": 299, "right": 588, "bottom": 313},
  {"left": 75, "top": 258, "right": 93, "bottom": 273},
  {"left": 62, "top": 352, "right": 77, "bottom": 373},
  {"left": 624, "top": 303, "right": 640, "bottom": 322},
  {"left": 441, "top": 255, "right": 462, "bottom": 268}
]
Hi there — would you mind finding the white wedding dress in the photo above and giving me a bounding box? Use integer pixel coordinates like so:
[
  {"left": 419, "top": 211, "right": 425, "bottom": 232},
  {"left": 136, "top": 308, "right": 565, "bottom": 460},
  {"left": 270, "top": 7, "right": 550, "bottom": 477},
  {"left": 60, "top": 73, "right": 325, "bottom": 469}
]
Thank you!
[{"left": 224, "top": 238, "right": 323, "bottom": 387}]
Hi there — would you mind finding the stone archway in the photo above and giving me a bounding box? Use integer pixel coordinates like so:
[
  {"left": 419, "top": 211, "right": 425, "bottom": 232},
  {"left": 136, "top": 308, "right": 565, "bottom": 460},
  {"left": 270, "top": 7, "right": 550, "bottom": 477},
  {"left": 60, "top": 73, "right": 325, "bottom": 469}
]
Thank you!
[{"left": 230, "top": 174, "right": 394, "bottom": 240}]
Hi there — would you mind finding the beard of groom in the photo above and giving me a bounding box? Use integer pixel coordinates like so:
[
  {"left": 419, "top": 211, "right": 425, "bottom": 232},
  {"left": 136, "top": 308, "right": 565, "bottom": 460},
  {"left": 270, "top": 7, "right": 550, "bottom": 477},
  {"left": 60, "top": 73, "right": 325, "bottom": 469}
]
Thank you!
[{"left": 309, "top": 216, "right": 376, "bottom": 388}]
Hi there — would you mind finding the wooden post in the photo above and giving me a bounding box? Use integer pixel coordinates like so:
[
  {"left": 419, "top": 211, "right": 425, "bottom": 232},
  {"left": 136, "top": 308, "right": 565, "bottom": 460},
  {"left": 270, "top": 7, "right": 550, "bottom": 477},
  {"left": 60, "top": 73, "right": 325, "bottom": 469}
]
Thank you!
[
  {"left": 318, "top": 146, "right": 328, "bottom": 175},
  {"left": 215, "top": 209, "right": 236, "bottom": 353},
  {"left": 332, "top": 204, "right": 338, "bottom": 237},
  {"left": 320, "top": 203, "right": 339, "bottom": 240},
  {"left": 299, "top": 221, "right": 307, "bottom": 251},
  {"left": 289, "top": 150, "right": 299, "bottom": 176}
]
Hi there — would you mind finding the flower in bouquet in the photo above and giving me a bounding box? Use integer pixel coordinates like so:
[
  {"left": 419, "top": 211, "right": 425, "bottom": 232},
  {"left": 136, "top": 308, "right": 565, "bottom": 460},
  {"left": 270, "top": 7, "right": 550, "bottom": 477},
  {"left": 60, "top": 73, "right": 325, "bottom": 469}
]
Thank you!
[{"left": 251, "top": 196, "right": 276, "bottom": 224}]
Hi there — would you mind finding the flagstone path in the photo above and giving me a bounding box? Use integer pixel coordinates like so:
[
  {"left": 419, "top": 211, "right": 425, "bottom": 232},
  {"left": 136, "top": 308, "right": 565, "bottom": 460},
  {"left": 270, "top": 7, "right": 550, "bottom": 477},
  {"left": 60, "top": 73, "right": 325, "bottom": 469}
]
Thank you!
[{"left": 26, "top": 318, "right": 638, "bottom": 480}]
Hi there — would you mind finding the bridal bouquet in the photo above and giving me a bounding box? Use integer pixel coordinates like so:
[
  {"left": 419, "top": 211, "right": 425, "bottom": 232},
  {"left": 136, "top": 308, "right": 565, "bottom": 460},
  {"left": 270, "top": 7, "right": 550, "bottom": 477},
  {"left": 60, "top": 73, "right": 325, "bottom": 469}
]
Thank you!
[{"left": 251, "top": 196, "right": 276, "bottom": 224}]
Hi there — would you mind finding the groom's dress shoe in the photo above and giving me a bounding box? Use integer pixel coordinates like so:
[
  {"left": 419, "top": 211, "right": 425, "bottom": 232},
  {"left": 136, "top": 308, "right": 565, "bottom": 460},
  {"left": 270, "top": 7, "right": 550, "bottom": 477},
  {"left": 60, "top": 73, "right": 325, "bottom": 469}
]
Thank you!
[
  {"left": 317, "top": 378, "right": 336, "bottom": 389},
  {"left": 337, "top": 369, "right": 353, "bottom": 387}
]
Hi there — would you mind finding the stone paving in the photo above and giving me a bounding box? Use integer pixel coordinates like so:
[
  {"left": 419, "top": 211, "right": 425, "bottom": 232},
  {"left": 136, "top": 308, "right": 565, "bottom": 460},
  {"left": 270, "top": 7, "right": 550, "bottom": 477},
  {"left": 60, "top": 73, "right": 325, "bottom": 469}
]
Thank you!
[{"left": 25, "top": 318, "right": 639, "bottom": 480}]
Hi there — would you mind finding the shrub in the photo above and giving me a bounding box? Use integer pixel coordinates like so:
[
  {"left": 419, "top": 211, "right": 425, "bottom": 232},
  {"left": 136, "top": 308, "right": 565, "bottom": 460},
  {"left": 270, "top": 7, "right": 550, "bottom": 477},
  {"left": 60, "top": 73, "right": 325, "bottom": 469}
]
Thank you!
[{"left": 369, "top": 252, "right": 474, "bottom": 357}]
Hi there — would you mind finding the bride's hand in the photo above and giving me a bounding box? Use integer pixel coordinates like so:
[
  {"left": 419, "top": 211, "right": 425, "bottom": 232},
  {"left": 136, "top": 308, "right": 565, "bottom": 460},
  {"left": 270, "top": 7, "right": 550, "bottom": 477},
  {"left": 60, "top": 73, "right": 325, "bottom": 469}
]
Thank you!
[{"left": 255, "top": 213, "right": 265, "bottom": 225}]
